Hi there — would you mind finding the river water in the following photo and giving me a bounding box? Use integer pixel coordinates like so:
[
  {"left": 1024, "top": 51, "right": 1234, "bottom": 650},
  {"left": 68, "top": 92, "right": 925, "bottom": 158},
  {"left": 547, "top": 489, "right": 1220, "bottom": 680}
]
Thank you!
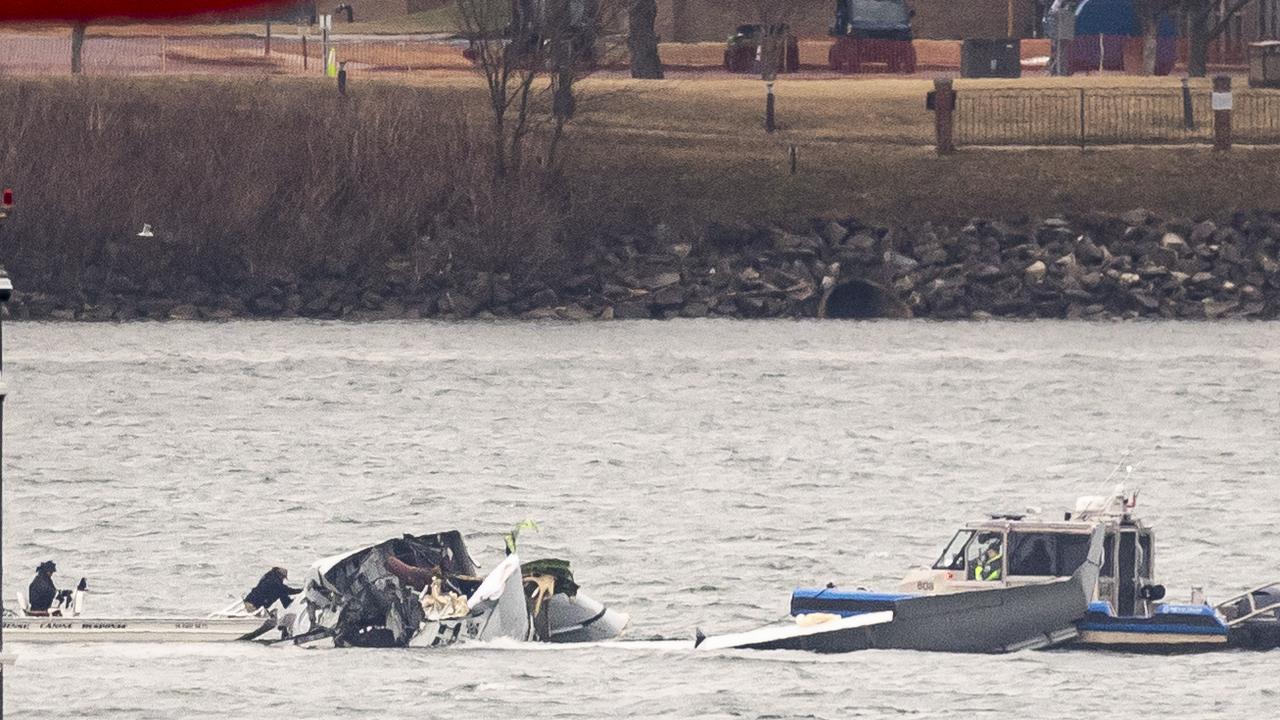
[{"left": 2, "top": 321, "right": 1277, "bottom": 718}]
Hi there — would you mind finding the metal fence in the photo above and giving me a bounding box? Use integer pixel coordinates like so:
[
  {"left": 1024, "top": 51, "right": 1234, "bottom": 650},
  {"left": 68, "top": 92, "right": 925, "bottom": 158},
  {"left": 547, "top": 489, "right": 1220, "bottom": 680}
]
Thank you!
[
  {"left": 955, "top": 86, "right": 1280, "bottom": 146},
  {"left": 0, "top": 32, "right": 472, "bottom": 77}
]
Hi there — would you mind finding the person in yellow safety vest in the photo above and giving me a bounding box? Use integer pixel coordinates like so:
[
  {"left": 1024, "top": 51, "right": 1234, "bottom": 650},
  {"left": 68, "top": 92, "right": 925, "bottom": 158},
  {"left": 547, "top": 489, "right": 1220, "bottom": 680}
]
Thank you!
[{"left": 973, "top": 540, "right": 1004, "bottom": 581}]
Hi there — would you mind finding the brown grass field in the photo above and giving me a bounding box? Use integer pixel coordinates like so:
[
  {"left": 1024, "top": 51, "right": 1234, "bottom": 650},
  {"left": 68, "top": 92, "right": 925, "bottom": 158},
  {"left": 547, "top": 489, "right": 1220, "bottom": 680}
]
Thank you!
[{"left": 549, "top": 75, "right": 1280, "bottom": 227}]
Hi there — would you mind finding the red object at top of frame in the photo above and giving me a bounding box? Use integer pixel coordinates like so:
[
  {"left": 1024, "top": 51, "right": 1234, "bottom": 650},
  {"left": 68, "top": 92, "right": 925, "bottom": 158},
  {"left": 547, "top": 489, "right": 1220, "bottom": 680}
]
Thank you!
[{"left": 0, "top": 1, "right": 288, "bottom": 22}]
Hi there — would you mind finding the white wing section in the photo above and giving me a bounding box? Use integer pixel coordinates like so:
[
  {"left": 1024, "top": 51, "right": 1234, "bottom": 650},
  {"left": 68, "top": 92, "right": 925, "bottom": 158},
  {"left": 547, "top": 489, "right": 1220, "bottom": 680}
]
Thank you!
[{"left": 695, "top": 611, "right": 894, "bottom": 651}]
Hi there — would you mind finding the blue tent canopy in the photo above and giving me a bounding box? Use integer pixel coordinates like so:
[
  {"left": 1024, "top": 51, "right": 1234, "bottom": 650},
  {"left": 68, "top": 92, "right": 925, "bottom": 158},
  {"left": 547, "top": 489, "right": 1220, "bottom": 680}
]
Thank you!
[{"left": 1074, "top": 0, "right": 1176, "bottom": 38}]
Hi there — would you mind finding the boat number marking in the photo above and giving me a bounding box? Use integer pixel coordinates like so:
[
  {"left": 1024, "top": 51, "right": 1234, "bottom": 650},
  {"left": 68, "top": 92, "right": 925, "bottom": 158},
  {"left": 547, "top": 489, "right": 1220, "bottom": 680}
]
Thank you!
[{"left": 916, "top": 581, "right": 935, "bottom": 591}]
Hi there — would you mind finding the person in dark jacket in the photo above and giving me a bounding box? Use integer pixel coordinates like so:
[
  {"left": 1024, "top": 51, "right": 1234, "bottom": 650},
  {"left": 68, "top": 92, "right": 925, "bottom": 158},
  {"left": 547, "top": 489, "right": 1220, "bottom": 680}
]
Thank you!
[
  {"left": 243, "top": 567, "right": 301, "bottom": 612},
  {"left": 28, "top": 560, "right": 59, "bottom": 615}
]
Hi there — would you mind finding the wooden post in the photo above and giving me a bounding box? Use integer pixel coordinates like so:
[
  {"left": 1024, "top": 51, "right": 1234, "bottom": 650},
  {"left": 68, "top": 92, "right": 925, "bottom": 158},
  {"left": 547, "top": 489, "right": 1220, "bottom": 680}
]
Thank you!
[
  {"left": 1181, "top": 77, "right": 1194, "bottom": 130},
  {"left": 765, "top": 82, "right": 776, "bottom": 133},
  {"left": 789, "top": 144, "right": 798, "bottom": 175},
  {"left": 70, "top": 21, "right": 86, "bottom": 74},
  {"left": 1213, "top": 75, "right": 1233, "bottom": 150},
  {"left": 302, "top": 35, "right": 309, "bottom": 71},
  {"left": 933, "top": 78, "right": 955, "bottom": 154},
  {"left": 265, "top": 20, "right": 272, "bottom": 56},
  {"left": 1079, "top": 87, "right": 1087, "bottom": 148}
]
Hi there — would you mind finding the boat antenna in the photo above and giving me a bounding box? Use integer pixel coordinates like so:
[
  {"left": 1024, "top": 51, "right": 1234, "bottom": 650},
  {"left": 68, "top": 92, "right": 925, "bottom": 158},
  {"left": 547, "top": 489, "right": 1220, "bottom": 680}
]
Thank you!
[{"left": 1102, "top": 449, "right": 1135, "bottom": 486}]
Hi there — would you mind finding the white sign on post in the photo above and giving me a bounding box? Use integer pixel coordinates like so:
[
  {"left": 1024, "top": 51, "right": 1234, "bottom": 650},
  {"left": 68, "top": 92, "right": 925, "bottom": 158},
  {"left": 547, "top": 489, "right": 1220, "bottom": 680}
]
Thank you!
[
  {"left": 1212, "top": 91, "right": 1233, "bottom": 111},
  {"left": 320, "top": 14, "right": 332, "bottom": 31}
]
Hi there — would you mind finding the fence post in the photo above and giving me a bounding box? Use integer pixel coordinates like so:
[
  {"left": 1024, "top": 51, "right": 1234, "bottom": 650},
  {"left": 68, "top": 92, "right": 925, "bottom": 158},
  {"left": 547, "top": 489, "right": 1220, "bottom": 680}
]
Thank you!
[
  {"left": 1181, "top": 77, "right": 1194, "bottom": 130},
  {"left": 1213, "top": 75, "right": 1233, "bottom": 150},
  {"left": 321, "top": 14, "right": 331, "bottom": 77},
  {"left": 302, "top": 35, "right": 309, "bottom": 71},
  {"left": 1079, "top": 87, "right": 1086, "bottom": 148},
  {"left": 70, "top": 21, "right": 86, "bottom": 74},
  {"left": 765, "top": 81, "right": 776, "bottom": 133},
  {"left": 265, "top": 20, "right": 272, "bottom": 56},
  {"left": 932, "top": 79, "right": 955, "bottom": 154}
]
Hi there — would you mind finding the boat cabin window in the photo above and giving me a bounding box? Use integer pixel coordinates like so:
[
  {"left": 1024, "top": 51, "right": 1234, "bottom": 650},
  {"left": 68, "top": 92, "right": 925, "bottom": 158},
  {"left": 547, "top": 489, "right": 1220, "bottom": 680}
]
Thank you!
[
  {"left": 1138, "top": 532, "right": 1153, "bottom": 579},
  {"left": 1101, "top": 532, "right": 1116, "bottom": 578},
  {"left": 1007, "top": 532, "right": 1093, "bottom": 577},
  {"left": 932, "top": 530, "right": 1002, "bottom": 575},
  {"left": 932, "top": 531, "right": 976, "bottom": 571}
]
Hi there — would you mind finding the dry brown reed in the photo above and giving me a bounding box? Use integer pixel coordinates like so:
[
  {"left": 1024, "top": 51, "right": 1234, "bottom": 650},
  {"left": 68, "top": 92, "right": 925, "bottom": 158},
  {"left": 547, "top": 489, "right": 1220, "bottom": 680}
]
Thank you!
[{"left": 0, "top": 76, "right": 574, "bottom": 296}]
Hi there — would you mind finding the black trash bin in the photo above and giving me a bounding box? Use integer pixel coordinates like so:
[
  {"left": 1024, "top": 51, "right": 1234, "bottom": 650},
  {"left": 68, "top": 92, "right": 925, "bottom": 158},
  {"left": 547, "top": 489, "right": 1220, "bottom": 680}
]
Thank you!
[{"left": 961, "top": 38, "right": 1022, "bottom": 78}]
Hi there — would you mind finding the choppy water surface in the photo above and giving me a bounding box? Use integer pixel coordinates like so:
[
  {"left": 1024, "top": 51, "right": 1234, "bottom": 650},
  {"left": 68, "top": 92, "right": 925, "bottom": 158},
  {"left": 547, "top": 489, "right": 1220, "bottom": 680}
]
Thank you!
[{"left": 2, "top": 321, "right": 1278, "bottom": 718}]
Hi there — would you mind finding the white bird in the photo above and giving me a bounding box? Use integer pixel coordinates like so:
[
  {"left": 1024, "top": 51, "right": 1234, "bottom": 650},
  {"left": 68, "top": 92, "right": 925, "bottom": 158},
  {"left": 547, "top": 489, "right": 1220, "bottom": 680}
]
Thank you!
[{"left": 137, "top": 224, "right": 154, "bottom": 238}]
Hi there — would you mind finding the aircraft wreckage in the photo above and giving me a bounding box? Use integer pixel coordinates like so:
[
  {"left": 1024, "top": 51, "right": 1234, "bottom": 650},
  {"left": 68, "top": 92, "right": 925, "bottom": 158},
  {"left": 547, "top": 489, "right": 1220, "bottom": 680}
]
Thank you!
[{"left": 278, "top": 529, "right": 629, "bottom": 648}]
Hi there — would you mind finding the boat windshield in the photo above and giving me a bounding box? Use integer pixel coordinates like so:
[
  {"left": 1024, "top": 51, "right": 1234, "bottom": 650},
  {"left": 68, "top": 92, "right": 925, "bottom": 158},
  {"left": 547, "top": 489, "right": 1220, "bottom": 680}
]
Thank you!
[{"left": 932, "top": 531, "right": 976, "bottom": 570}]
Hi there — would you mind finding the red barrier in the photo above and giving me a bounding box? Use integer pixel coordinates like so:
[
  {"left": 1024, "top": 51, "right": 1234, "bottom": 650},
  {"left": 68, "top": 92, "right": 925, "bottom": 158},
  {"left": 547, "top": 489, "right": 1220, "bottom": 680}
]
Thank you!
[{"left": 1, "top": 1, "right": 287, "bottom": 22}]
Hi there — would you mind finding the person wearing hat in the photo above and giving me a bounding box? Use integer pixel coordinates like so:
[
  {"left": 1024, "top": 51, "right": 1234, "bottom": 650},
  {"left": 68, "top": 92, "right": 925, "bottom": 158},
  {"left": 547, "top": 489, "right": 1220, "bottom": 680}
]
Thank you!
[
  {"left": 243, "top": 567, "right": 301, "bottom": 613},
  {"left": 973, "top": 539, "right": 1005, "bottom": 582},
  {"left": 28, "top": 560, "right": 60, "bottom": 615}
]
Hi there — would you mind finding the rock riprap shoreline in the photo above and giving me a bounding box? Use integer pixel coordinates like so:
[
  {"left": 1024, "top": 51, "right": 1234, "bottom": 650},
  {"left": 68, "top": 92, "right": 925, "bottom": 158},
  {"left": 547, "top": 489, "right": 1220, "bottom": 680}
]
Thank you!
[{"left": 8, "top": 209, "right": 1280, "bottom": 321}]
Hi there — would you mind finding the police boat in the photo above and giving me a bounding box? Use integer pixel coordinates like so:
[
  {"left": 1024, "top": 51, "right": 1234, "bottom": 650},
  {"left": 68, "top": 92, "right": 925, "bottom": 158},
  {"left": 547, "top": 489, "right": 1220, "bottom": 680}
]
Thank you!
[
  {"left": 696, "top": 523, "right": 1105, "bottom": 653},
  {"left": 789, "top": 487, "right": 1277, "bottom": 653}
]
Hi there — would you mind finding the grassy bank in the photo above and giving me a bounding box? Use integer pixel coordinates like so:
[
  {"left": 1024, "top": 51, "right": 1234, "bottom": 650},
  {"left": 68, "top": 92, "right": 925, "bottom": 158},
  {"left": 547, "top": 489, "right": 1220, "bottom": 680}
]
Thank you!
[
  {"left": 2, "top": 74, "right": 1279, "bottom": 298},
  {"left": 562, "top": 74, "right": 1280, "bottom": 228}
]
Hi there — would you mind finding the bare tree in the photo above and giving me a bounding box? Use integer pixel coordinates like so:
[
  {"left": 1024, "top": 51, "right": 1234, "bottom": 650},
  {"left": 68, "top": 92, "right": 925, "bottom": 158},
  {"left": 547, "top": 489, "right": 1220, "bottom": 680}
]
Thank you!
[
  {"left": 71, "top": 21, "right": 87, "bottom": 74},
  {"left": 457, "top": 0, "right": 609, "bottom": 177},
  {"left": 709, "top": 0, "right": 814, "bottom": 79},
  {"left": 1183, "top": 0, "right": 1254, "bottom": 76},
  {"left": 628, "top": 0, "right": 664, "bottom": 79},
  {"left": 1126, "top": 0, "right": 1176, "bottom": 74},
  {"left": 670, "top": 0, "right": 692, "bottom": 41},
  {"left": 1132, "top": 0, "right": 1249, "bottom": 76}
]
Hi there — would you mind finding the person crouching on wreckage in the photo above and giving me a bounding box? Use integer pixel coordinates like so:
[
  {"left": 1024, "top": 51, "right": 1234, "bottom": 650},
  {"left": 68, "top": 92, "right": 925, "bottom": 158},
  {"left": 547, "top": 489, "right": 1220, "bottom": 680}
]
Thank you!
[{"left": 243, "top": 566, "right": 301, "bottom": 614}]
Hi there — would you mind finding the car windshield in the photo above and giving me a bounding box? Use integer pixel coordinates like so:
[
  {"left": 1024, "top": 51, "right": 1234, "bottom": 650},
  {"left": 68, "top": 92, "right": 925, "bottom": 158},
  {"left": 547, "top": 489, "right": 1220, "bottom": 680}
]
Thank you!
[{"left": 848, "top": 0, "right": 911, "bottom": 26}]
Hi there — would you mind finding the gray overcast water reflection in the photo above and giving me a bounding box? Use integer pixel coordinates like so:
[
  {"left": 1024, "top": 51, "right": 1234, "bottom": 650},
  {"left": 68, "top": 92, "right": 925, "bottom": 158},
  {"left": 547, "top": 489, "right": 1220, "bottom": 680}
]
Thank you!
[{"left": 3, "top": 321, "right": 1277, "bottom": 718}]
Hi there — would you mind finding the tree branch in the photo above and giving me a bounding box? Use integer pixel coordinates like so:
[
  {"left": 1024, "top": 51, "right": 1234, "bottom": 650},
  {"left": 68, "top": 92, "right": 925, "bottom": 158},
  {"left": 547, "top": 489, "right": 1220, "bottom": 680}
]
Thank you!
[{"left": 1207, "top": 0, "right": 1254, "bottom": 39}]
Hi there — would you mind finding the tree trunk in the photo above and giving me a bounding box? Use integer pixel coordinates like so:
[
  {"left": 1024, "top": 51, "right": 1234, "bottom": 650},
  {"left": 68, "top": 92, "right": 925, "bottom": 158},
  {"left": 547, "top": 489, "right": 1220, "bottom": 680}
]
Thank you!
[
  {"left": 671, "top": 0, "right": 690, "bottom": 42},
  {"left": 628, "top": 0, "right": 664, "bottom": 79},
  {"left": 1188, "top": 10, "right": 1210, "bottom": 77},
  {"left": 70, "top": 21, "right": 86, "bottom": 74},
  {"left": 1142, "top": 11, "right": 1158, "bottom": 75}
]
